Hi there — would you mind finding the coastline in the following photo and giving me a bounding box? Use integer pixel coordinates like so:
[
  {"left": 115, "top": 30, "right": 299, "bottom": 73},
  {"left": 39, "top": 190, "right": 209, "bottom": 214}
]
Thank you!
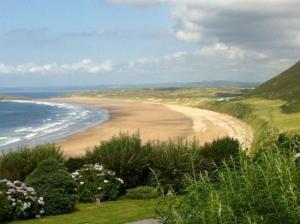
[{"left": 53, "top": 97, "right": 252, "bottom": 156}]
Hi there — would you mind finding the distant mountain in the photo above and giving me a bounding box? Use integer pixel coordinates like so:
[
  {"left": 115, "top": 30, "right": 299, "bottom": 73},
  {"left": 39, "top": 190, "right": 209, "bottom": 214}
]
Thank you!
[
  {"left": 0, "top": 81, "right": 259, "bottom": 93},
  {"left": 251, "top": 61, "right": 300, "bottom": 100}
]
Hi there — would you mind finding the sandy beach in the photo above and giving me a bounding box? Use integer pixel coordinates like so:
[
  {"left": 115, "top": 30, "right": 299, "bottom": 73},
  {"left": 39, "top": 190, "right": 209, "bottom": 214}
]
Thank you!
[{"left": 53, "top": 97, "right": 252, "bottom": 156}]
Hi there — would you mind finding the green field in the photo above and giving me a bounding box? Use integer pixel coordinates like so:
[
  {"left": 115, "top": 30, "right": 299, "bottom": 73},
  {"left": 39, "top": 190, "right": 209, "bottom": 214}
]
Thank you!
[
  {"left": 73, "top": 87, "right": 247, "bottom": 106},
  {"left": 13, "top": 199, "right": 158, "bottom": 224}
]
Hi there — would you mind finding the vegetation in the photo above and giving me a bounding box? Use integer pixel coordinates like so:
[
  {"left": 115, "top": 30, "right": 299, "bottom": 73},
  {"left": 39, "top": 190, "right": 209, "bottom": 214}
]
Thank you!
[
  {"left": 250, "top": 61, "right": 300, "bottom": 114},
  {"left": 25, "top": 159, "right": 77, "bottom": 215},
  {"left": 85, "top": 133, "right": 151, "bottom": 189},
  {"left": 13, "top": 199, "right": 159, "bottom": 224},
  {"left": 124, "top": 186, "right": 160, "bottom": 200},
  {"left": 0, "top": 180, "right": 44, "bottom": 222},
  {"left": 160, "top": 141, "right": 300, "bottom": 223},
  {"left": 0, "top": 132, "right": 299, "bottom": 223},
  {"left": 200, "top": 137, "right": 240, "bottom": 166},
  {"left": 202, "top": 98, "right": 300, "bottom": 147},
  {"left": 71, "top": 163, "right": 124, "bottom": 203},
  {"left": 85, "top": 134, "right": 240, "bottom": 193},
  {"left": 0, "top": 144, "right": 64, "bottom": 181},
  {"left": 250, "top": 61, "right": 300, "bottom": 100},
  {"left": 149, "top": 139, "right": 201, "bottom": 193},
  {"left": 73, "top": 87, "right": 247, "bottom": 106}
]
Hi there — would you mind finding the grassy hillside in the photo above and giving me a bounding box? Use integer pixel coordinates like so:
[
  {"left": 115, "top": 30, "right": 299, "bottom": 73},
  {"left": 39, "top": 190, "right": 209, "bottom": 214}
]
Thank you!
[
  {"left": 251, "top": 61, "right": 300, "bottom": 100},
  {"left": 203, "top": 98, "right": 300, "bottom": 147}
]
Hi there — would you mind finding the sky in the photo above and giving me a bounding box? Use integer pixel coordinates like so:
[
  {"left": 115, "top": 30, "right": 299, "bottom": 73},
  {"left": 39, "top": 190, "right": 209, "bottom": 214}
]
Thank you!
[{"left": 0, "top": 0, "right": 299, "bottom": 87}]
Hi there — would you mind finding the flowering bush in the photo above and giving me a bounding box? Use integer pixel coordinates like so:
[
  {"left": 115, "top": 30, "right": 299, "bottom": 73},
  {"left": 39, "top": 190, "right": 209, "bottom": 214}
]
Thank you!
[
  {"left": 0, "top": 179, "right": 44, "bottom": 221},
  {"left": 72, "top": 163, "right": 124, "bottom": 202}
]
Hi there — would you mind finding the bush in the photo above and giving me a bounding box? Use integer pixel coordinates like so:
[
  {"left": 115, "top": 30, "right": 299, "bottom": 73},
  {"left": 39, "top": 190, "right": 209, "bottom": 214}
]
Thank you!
[
  {"left": 71, "top": 163, "right": 124, "bottom": 203},
  {"left": 0, "top": 179, "right": 44, "bottom": 221},
  {"left": 64, "top": 156, "right": 87, "bottom": 172},
  {"left": 25, "top": 159, "right": 77, "bottom": 215},
  {"left": 0, "top": 144, "right": 64, "bottom": 181},
  {"left": 125, "top": 186, "right": 160, "bottom": 200},
  {"left": 149, "top": 140, "right": 202, "bottom": 193},
  {"left": 160, "top": 147, "right": 300, "bottom": 223},
  {"left": 85, "top": 133, "right": 151, "bottom": 188},
  {"left": 200, "top": 137, "right": 241, "bottom": 168},
  {"left": 276, "top": 133, "right": 300, "bottom": 153}
]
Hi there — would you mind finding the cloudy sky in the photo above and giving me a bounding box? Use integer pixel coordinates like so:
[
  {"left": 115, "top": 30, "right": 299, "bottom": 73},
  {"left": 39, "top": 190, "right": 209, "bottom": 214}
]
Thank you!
[{"left": 0, "top": 0, "right": 299, "bottom": 87}]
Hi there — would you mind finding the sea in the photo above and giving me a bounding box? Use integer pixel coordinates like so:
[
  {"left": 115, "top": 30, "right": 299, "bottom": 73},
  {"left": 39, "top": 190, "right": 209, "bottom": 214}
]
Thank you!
[{"left": 0, "top": 91, "right": 109, "bottom": 152}]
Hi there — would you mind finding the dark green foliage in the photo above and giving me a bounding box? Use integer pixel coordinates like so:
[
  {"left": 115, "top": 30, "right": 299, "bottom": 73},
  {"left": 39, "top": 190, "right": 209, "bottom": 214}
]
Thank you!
[
  {"left": 160, "top": 146, "right": 300, "bottom": 224},
  {"left": 84, "top": 134, "right": 241, "bottom": 193},
  {"left": 85, "top": 133, "right": 151, "bottom": 188},
  {"left": 200, "top": 137, "right": 241, "bottom": 168},
  {"left": 205, "top": 101, "right": 253, "bottom": 120},
  {"left": 276, "top": 132, "right": 300, "bottom": 153},
  {"left": 0, "top": 144, "right": 64, "bottom": 181},
  {"left": 25, "top": 159, "right": 77, "bottom": 215},
  {"left": 0, "top": 190, "right": 10, "bottom": 221},
  {"left": 64, "top": 156, "right": 87, "bottom": 172},
  {"left": 150, "top": 140, "right": 202, "bottom": 193},
  {"left": 125, "top": 186, "right": 160, "bottom": 200}
]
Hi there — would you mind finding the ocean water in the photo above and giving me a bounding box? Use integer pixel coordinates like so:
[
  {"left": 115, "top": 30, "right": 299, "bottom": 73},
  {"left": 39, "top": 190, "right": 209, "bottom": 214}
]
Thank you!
[{"left": 0, "top": 98, "right": 109, "bottom": 152}]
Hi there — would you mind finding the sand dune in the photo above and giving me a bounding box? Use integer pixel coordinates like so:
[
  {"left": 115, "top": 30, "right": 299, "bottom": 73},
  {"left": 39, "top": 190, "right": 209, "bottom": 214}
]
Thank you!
[{"left": 53, "top": 97, "right": 252, "bottom": 156}]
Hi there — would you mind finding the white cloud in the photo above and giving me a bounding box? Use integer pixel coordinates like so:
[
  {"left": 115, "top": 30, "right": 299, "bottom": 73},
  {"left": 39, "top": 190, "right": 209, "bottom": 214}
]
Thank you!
[
  {"left": 0, "top": 64, "right": 12, "bottom": 74},
  {"left": 108, "top": 0, "right": 300, "bottom": 60},
  {"left": 0, "top": 59, "right": 113, "bottom": 75},
  {"left": 196, "top": 43, "right": 268, "bottom": 60},
  {"left": 175, "top": 30, "right": 202, "bottom": 43}
]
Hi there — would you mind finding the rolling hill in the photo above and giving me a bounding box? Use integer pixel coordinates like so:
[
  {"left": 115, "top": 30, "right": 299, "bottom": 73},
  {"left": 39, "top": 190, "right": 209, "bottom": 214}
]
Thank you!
[{"left": 251, "top": 61, "right": 300, "bottom": 100}]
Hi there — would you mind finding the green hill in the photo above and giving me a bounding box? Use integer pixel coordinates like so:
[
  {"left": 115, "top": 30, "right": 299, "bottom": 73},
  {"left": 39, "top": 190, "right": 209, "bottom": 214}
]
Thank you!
[
  {"left": 251, "top": 61, "right": 300, "bottom": 100},
  {"left": 250, "top": 61, "right": 300, "bottom": 113}
]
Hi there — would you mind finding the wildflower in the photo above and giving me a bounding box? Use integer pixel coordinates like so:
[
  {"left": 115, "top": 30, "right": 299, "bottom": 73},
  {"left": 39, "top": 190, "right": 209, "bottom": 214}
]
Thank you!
[{"left": 116, "top": 178, "right": 124, "bottom": 184}]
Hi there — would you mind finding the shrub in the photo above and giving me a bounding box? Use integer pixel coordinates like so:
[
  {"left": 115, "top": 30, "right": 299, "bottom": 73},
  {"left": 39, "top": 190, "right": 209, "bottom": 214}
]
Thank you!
[
  {"left": 276, "top": 133, "right": 300, "bottom": 153},
  {"left": 85, "top": 133, "right": 151, "bottom": 188},
  {"left": 160, "top": 147, "right": 300, "bottom": 223},
  {"left": 0, "top": 144, "right": 64, "bottom": 181},
  {"left": 25, "top": 159, "right": 77, "bottom": 215},
  {"left": 0, "top": 179, "right": 44, "bottom": 221},
  {"left": 200, "top": 137, "right": 241, "bottom": 168},
  {"left": 71, "top": 163, "right": 124, "bottom": 203},
  {"left": 64, "top": 156, "right": 87, "bottom": 172},
  {"left": 149, "top": 139, "right": 202, "bottom": 193},
  {"left": 125, "top": 186, "right": 160, "bottom": 200}
]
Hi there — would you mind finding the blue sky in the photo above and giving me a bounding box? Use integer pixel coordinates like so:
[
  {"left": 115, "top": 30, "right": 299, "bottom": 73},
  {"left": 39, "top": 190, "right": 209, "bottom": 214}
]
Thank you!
[{"left": 0, "top": 0, "right": 299, "bottom": 87}]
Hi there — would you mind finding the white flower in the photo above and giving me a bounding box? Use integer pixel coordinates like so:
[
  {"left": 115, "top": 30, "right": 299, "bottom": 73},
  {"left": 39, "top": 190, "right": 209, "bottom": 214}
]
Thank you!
[
  {"left": 116, "top": 178, "right": 124, "bottom": 184},
  {"left": 104, "top": 180, "right": 109, "bottom": 184},
  {"left": 80, "top": 181, "right": 84, "bottom": 185}
]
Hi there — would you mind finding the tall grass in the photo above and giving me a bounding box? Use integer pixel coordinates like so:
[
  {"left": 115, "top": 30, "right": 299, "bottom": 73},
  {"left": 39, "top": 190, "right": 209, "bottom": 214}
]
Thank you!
[
  {"left": 160, "top": 147, "right": 300, "bottom": 223},
  {"left": 0, "top": 144, "right": 64, "bottom": 181}
]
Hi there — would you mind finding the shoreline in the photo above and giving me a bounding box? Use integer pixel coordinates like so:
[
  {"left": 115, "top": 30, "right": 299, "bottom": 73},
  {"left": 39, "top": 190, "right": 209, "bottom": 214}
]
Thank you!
[
  {"left": 53, "top": 97, "right": 252, "bottom": 156},
  {"left": 0, "top": 99, "right": 109, "bottom": 152}
]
